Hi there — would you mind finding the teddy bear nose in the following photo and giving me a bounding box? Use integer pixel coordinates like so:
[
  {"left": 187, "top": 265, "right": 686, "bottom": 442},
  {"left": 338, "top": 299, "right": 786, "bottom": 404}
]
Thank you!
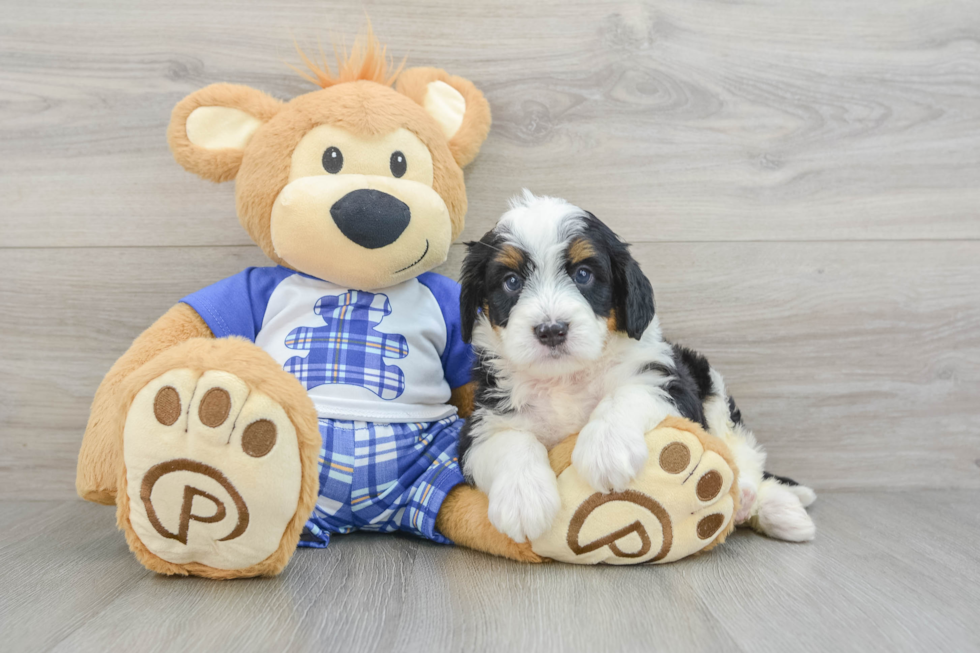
[{"left": 330, "top": 189, "right": 411, "bottom": 249}]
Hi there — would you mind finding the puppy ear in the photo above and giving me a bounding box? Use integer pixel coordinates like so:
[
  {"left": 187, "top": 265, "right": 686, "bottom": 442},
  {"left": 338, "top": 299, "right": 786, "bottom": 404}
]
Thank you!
[
  {"left": 396, "top": 67, "right": 491, "bottom": 168},
  {"left": 612, "top": 247, "right": 656, "bottom": 340},
  {"left": 459, "top": 236, "right": 493, "bottom": 343},
  {"left": 167, "top": 83, "right": 283, "bottom": 182},
  {"left": 581, "top": 211, "right": 656, "bottom": 339}
]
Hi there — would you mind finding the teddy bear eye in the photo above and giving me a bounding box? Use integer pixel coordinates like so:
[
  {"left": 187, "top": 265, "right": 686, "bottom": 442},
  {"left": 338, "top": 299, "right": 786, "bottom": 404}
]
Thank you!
[
  {"left": 390, "top": 151, "right": 407, "bottom": 178},
  {"left": 322, "top": 146, "right": 343, "bottom": 174}
]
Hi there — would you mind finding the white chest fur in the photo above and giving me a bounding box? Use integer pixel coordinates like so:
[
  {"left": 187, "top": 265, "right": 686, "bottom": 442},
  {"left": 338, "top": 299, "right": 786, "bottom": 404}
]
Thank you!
[{"left": 508, "top": 367, "right": 612, "bottom": 449}]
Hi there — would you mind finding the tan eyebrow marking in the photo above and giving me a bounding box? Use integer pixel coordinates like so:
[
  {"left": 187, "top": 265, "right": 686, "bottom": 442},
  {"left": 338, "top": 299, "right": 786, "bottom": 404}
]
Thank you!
[
  {"left": 568, "top": 238, "right": 596, "bottom": 265},
  {"left": 494, "top": 245, "right": 525, "bottom": 270}
]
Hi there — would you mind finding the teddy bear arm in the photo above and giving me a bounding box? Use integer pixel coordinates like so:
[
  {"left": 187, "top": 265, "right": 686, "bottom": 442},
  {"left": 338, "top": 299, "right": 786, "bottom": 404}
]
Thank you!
[
  {"left": 76, "top": 302, "right": 213, "bottom": 504},
  {"left": 448, "top": 381, "right": 476, "bottom": 419},
  {"left": 436, "top": 484, "right": 545, "bottom": 563}
]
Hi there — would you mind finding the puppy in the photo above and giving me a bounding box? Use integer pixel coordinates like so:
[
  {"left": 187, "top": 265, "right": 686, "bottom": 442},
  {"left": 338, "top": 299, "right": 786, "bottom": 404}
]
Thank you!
[{"left": 457, "top": 191, "right": 816, "bottom": 544}]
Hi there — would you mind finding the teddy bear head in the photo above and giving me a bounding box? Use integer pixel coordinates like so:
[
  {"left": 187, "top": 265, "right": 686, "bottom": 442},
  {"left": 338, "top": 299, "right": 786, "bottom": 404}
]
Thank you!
[{"left": 167, "top": 32, "right": 491, "bottom": 290}]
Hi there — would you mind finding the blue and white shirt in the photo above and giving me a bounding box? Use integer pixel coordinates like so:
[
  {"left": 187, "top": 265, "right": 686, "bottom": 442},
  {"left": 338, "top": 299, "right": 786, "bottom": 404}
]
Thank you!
[{"left": 181, "top": 267, "right": 473, "bottom": 423}]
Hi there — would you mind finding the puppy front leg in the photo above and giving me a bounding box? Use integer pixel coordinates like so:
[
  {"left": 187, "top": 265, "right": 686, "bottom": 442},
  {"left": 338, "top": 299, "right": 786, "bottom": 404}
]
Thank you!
[
  {"left": 464, "top": 429, "right": 560, "bottom": 543},
  {"left": 573, "top": 385, "right": 677, "bottom": 493}
]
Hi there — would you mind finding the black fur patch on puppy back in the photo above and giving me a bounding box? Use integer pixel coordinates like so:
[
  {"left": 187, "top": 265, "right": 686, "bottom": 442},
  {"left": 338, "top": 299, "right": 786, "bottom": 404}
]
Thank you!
[
  {"left": 638, "top": 344, "right": 715, "bottom": 429},
  {"left": 727, "top": 396, "right": 743, "bottom": 425},
  {"left": 671, "top": 345, "right": 713, "bottom": 402},
  {"left": 763, "top": 471, "right": 800, "bottom": 487}
]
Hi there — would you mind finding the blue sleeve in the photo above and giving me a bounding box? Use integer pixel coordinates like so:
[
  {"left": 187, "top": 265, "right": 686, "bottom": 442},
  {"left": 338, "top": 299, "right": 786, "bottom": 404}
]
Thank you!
[
  {"left": 418, "top": 272, "right": 475, "bottom": 389},
  {"left": 180, "top": 266, "right": 294, "bottom": 341}
]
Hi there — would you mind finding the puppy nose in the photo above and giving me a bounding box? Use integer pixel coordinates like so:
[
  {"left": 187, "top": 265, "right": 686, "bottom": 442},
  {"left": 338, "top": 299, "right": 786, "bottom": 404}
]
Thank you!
[
  {"left": 330, "top": 189, "right": 411, "bottom": 249},
  {"left": 533, "top": 322, "right": 568, "bottom": 347}
]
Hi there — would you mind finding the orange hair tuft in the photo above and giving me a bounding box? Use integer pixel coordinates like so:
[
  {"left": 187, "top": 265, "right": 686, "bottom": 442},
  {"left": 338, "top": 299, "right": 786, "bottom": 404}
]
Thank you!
[{"left": 291, "top": 22, "right": 406, "bottom": 88}]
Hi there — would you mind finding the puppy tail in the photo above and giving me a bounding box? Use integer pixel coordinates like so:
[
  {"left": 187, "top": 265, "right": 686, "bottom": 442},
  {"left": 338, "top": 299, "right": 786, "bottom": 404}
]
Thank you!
[
  {"left": 762, "top": 471, "right": 817, "bottom": 507},
  {"left": 748, "top": 478, "right": 816, "bottom": 542}
]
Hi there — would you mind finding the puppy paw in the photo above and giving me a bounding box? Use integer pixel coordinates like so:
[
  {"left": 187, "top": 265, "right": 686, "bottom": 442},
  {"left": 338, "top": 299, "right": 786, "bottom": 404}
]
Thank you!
[
  {"left": 753, "top": 482, "right": 816, "bottom": 542},
  {"left": 572, "top": 419, "right": 648, "bottom": 493},
  {"left": 487, "top": 467, "right": 561, "bottom": 542}
]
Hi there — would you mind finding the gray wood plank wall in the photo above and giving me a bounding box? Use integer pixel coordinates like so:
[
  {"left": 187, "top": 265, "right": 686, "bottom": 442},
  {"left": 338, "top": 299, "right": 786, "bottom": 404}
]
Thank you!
[{"left": 2, "top": 0, "right": 978, "bottom": 499}]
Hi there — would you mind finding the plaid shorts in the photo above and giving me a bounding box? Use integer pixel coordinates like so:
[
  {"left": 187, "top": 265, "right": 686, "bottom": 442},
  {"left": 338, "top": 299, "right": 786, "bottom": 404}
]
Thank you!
[{"left": 298, "top": 415, "right": 465, "bottom": 548}]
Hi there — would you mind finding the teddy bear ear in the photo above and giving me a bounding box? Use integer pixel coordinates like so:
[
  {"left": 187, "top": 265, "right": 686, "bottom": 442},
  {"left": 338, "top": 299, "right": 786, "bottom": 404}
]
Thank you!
[
  {"left": 396, "top": 67, "right": 491, "bottom": 168},
  {"left": 167, "top": 83, "right": 283, "bottom": 183}
]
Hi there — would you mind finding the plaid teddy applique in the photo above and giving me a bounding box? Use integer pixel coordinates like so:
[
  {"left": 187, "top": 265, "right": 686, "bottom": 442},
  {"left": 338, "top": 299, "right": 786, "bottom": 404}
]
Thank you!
[{"left": 283, "top": 291, "right": 409, "bottom": 400}]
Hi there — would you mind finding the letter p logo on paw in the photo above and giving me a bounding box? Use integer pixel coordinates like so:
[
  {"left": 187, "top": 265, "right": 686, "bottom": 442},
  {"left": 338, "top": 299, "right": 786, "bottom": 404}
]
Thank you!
[
  {"left": 140, "top": 458, "right": 249, "bottom": 545},
  {"left": 532, "top": 422, "right": 736, "bottom": 565}
]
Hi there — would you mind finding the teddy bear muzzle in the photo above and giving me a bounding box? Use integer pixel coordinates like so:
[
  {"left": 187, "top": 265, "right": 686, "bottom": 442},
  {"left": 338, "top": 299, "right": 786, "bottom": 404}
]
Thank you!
[{"left": 270, "top": 173, "right": 453, "bottom": 290}]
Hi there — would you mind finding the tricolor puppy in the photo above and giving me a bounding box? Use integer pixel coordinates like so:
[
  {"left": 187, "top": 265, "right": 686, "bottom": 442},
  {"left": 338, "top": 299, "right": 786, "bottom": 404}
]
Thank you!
[{"left": 457, "top": 191, "right": 817, "bottom": 543}]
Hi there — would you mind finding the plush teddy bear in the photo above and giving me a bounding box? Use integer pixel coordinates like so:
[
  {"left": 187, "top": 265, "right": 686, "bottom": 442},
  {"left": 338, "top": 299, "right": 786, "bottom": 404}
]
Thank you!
[{"left": 75, "top": 30, "right": 739, "bottom": 578}]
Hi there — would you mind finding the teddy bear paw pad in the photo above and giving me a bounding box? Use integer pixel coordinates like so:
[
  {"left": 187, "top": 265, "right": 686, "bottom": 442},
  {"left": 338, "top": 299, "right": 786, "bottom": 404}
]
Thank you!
[
  {"left": 532, "top": 421, "right": 736, "bottom": 565},
  {"left": 122, "top": 368, "right": 303, "bottom": 570}
]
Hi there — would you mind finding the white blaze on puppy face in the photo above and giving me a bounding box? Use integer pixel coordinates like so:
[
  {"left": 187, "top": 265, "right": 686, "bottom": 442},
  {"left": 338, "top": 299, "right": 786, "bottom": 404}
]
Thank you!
[{"left": 491, "top": 192, "right": 612, "bottom": 375}]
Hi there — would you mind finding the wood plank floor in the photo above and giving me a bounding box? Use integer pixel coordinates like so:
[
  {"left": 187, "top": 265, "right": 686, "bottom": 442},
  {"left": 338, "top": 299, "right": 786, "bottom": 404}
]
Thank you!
[
  {"left": 1, "top": 1, "right": 978, "bottom": 650},
  {"left": 1, "top": 0, "right": 979, "bottom": 498},
  {"left": 1, "top": 492, "right": 978, "bottom": 653}
]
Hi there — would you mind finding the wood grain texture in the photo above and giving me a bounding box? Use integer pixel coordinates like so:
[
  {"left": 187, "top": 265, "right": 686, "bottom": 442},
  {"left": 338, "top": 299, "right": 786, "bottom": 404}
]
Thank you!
[
  {"left": 1, "top": 0, "right": 979, "bottom": 248},
  {"left": 1, "top": 493, "right": 978, "bottom": 652},
  {"left": 2, "top": 241, "right": 978, "bottom": 499},
  {"left": 1, "top": 1, "right": 979, "bottom": 497},
  {"left": 2, "top": 3, "right": 978, "bottom": 652}
]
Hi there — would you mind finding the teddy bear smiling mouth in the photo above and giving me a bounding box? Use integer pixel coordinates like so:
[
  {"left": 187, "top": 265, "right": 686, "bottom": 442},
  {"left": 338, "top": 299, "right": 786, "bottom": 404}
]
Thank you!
[{"left": 393, "top": 239, "right": 429, "bottom": 273}]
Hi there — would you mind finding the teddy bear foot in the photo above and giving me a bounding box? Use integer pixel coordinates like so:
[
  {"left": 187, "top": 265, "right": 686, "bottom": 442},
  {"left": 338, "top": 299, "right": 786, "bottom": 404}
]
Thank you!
[
  {"left": 116, "top": 345, "right": 319, "bottom": 579},
  {"left": 531, "top": 416, "right": 738, "bottom": 565}
]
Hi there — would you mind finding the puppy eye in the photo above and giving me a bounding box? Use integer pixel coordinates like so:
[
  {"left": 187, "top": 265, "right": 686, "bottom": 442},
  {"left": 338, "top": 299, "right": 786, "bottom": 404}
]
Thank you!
[
  {"left": 573, "top": 266, "right": 594, "bottom": 287},
  {"left": 503, "top": 273, "right": 523, "bottom": 294},
  {"left": 322, "top": 147, "right": 344, "bottom": 174},
  {"left": 390, "top": 151, "right": 407, "bottom": 178}
]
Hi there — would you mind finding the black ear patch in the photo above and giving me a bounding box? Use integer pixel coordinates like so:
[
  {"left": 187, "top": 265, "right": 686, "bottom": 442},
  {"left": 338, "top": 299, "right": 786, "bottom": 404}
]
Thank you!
[
  {"left": 582, "top": 212, "right": 656, "bottom": 340},
  {"left": 459, "top": 233, "right": 495, "bottom": 343},
  {"left": 614, "top": 255, "right": 656, "bottom": 339}
]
